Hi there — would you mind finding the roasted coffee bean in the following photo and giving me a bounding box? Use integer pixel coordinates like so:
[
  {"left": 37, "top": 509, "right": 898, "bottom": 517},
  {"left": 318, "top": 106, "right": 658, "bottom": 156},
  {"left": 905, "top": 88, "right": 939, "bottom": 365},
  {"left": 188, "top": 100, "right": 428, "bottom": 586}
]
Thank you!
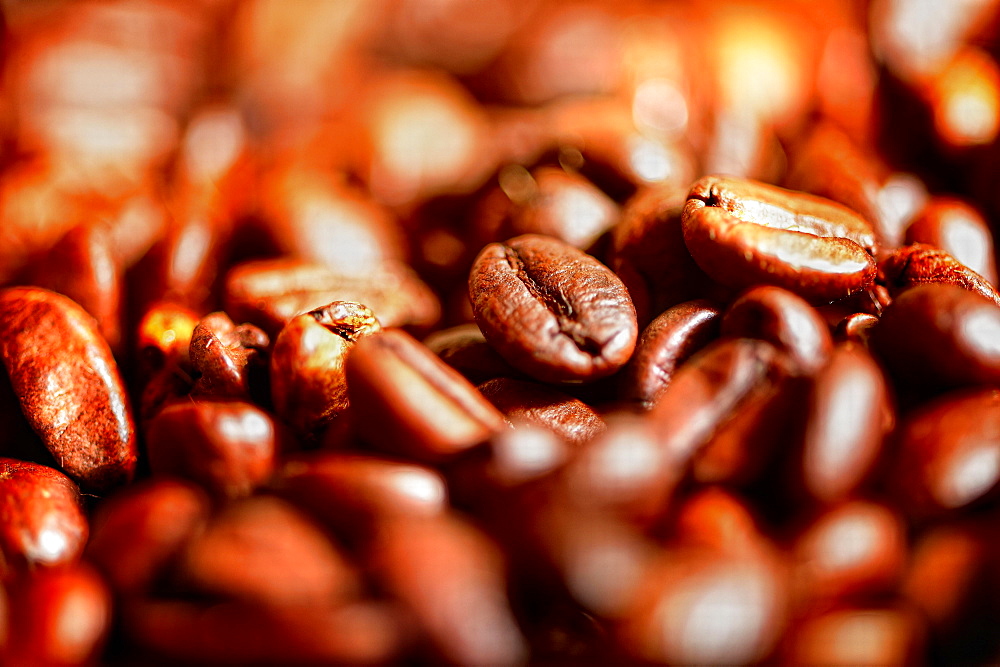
[
  {"left": 469, "top": 234, "right": 637, "bottom": 383},
  {"left": 86, "top": 480, "right": 210, "bottom": 594},
  {"left": 905, "top": 197, "right": 998, "bottom": 285},
  {"left": 478, "top": 377, "right": 606, "bottom": 446},
  {"left": 670, "top": 487, "right": 771, "bottom": 557},
  {"left": 0, "top": 458, "right": 87, "bottom": 574},
  {"left": 224, "top": 257, "right": 440, "bottom": 337},
  {"left": 834, "top": 312, "right": 880, "bottom": 346},
  {"left": 145, "top": 400, "right": 280, "bottom": 500},
  {"left": 880, "top": 242, "right": 1000, "bottom": 306},
  {"left": 423, "top": 323, "right": 520, "bottom": 384},
  {"left": 873, "top": 283, "right": 1000, "bottom": 389},
  {"left": 621, "top": 299, "right": 722, "bottom": 409},
  {"left": 893, "top": 389, "right": 1000, "bottom": 512},
  {"left": 796, "top": 344, "right": 892, "bottom": 503},
  {"left": 270, "top": 301, "right": 380, "bottom": 435},
  {"left": 780, "top": 606, "right": 925, "bottom": 667},
  {"left": 722, "top": 286, "right": 833, "bottom": 375},
  {"left": 681, "top": 175, "right": 878, "bottom": 302},
  {"left": 189, "top": 311, "right": 269, "bottom": 399},
  {"left": 2, "top": 564, "right": 111, "bottom": 666},
  {"left": 347, "top": 329, "right": 507, "bottom": 460},
  {"left": 0, "top": 288, "right": 136, "bottom": 491}
]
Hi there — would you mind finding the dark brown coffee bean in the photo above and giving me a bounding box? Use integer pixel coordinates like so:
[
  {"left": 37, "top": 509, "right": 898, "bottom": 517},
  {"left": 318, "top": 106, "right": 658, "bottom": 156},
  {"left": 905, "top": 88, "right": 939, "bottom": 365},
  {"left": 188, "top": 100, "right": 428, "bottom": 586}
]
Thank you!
[
  {"left": 273, "top": 452, "right": 448, "bottom": 541},
  {"left": 270, "top": 301, "right": 381, "bottom": 435},
  {"left": 872, "top": 283, "right": 1000, "bottom": 389},
  {"left": 834, "top": 312, "right": 880, "bottom": 346},
  {"left": 880, "top": 243, "right": 1000, "bottom": 307},
  {"left": 86, "top": 479, "right": 210, "bottom": 595},
  {"left": 347, "top": 329, "right": 506, "bottom": 461},
  {"left": 722, "top": 286, "right": 833, "bottom": 375},
  {"left": 189, "top": 312, "right": 269, "bottom": 399},
  {"left": 224, "top": 257, "right": 440, "bottom": 337},
  {"left": 893, "top": 389, "right": 1000, "bottom": 512},
  {"left": 3, "top": 564, "right": 111, "bottom": 666},
  {"left": 145, "top": 400, "right": 279, "bottom": 500},
  {"left": 0, "top": 287, "right": 137, "bottom": 491},
  {"left": 797, "top": 344, "right": 892, "bottom": 503},
  {"left": 608, "top": 184, "right": 723, "bottom": 325},
  {"left": 423, "top": 323, "right": 521, "bottom": 384},
  {"left": 478, "top": 377, "right": 606, "bottom": 446},
  {"left": 622, "top": 299, "right": 722, "bottom": 409},
  {"left": 369, "top": 514, "right": 527, "bottom": 666},
  {"left": 469, "top": 234, "right": 637, "bottom": 383},
  {"left": 174, "top": 496, "right": 361, "bottom": 608},
  {"left": 0, "top": 458, "right": 87, "bottom": 574},
  {"left": 681, "top": 175, "right": 877, "bottom": 302},
  {"left": 905, "top": 197, "right": 997, "bottom": 285}
]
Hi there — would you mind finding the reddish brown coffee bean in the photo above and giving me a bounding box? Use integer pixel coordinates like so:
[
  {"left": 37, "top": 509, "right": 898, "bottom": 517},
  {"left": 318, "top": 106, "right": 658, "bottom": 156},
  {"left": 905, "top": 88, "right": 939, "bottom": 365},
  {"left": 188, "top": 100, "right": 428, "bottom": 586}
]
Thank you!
[
  {"left": 893, "top": 389, "right": 1000, "bottom": 512},
  {"left": 671, "top": 487, "right": 769, "bottom": 557},
  {"left": 872, "top": 283, "right": 1000, "bottom": 389},
  {"left": 0, "top": 459, "right": 87, "bottom": 575},
  {"left": 779, "top": 606, "right": 925, "bottom": 667},
  {"left": 124, "top": 598, "right": 409, "bottom": 665},
  {"left": 880, "top": 243, "right": 1000, "bottom": 306},
  {"left": 86, "top": 480, "right": 210, "bottom": 594},
  {"left": 469, "top": 234, "right": 637, "bottom": 383},
  {"left": 681, "top": 175, "right": 877, "bottom": 302},
  {"left": 27, "top": 222, "right": 122, "bottom": 352},
  {"left": 797, "top": 344, "right": 892, "bottom": 503},
  {"left": 478, "top": 377, "right": 606, "bottom": 446},
  {"left": 607, "top": 184, "right": 722, "bottom": 325},
  {"left": 347, "top": 329, "right": 506, "bottom": 461},
  {"left": 270, "top": 301, "right": 380, "bottom": 435},
  {"left": 273, "top": 452, "right": 448, "bottom": 541},
  {"left": 621, "top": 299, "right": 722, "bottom": 409},
  {"left": 905, "top": 197, "right": 998, "bottom": 285},
  {"left": 145, "top": 400, "right": 279, "bottom": 500},
  {"left": 369, "top": 514, "right": 527, "bottom": 665},
  {"left": 0, "top": 287, "right": 137, "bottom": 490},
  {"left": 618, "top": 549, "right": 789, "bottom": 665},
  {"left": 224, "top": 257, "right": 440, "bottom": 336},
  {"left": 722, "top": 286, "right": 832, "bottom": 375},
  {"left": 189, "top": 312, "right": 269, "bottom": 399},
  {"left": 834, "top": 312, "right": 880, "bottom": 346},
  {"left": 423, "top": 323, "right": 520, "bottom": 384},
  {"left": 174, "top": 496, "right": 361, "bottom": 608},
  {"left": 3, "top": 564, "right": 111, "bottom": 667},
  {"left": 793, "top": 501, "right": 906, "bottom": 609}
]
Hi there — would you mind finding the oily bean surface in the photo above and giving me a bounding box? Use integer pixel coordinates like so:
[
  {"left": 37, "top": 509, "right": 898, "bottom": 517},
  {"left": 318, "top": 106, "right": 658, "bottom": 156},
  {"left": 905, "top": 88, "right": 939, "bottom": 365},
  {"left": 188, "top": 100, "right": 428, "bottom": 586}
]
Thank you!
[
  {"left": 469, "top": 234, "right": 637, "bottom": 383},
  {"left": 880, "top": 243, "right": 1000, "bottom": 307}
]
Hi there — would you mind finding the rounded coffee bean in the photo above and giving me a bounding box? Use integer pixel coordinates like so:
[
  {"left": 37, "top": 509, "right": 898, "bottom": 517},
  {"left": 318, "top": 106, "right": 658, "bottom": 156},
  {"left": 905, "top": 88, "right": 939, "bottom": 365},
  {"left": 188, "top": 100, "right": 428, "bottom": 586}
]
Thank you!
[
  {"left": 0, "top": 287, "right": 137, "bottom": 491},
  {"left": 681, "top": 175, "right": 877, "bottom": 302},
  {"left": 469, "top": 234, "right": 637, "bottom": 383},
  {"left": 478, "top": 377, "right": 606, "bottom": 446},
  {"left": 880, "top": 243, "right": 1000, "bottom": 307},
  {"left": 905, "top": 197, "right": 997, "bottom": 285}
]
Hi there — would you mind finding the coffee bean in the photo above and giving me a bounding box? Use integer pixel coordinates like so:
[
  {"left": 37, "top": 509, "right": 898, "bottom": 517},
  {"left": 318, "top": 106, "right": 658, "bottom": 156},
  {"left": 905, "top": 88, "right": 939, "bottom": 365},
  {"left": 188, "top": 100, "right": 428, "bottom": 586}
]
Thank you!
[
  {"left": 880, "top": 242, "right": 1000, "bottom": 306},
  {"left": 478, "top": 377, "right": 607, "bottom": 446},
  {"left": 469, "top": 234, "right": 637, "bottom": 383},
  {"left": 905, "top": 197, "right": 998, "bottom": 285}
]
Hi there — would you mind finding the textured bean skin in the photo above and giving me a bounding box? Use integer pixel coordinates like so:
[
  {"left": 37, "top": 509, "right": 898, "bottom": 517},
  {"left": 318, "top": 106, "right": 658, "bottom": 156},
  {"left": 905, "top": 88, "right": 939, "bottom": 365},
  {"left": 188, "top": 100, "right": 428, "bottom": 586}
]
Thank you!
[
  {"left": 681, "top": 176, "right": 878, "bottom": 302},
  {"left": 880, "top": 243, "right": 1000, "bottom": 307},
  {"left": 622, "top": 300, "right": 722, "bottom": 409},
  {"left": 469, "top": 234, "right": 637, "bottom": 383},
  {"left": 905, "top": 197, "right": 998, "bottom": 285},
  {"left": 0, "top": 287, "right": 137, "bottom": 491},
  {"left": 873, "top": 283, "right": 1000, "bottom": 389},
  {"left": 478, "top": 377, "right": 606, "bottom": 446}
]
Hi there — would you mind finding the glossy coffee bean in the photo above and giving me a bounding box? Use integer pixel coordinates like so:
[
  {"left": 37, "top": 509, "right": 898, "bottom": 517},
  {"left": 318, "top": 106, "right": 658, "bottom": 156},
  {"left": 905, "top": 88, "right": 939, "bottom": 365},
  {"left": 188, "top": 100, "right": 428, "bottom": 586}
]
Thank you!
[
  {"left": 681, "top": 175, "right": 877, "bottom": 302},
  {"left": 0, "top": 287, "right": 137, "bottom": 491},
  {"left": 834, "top": 312, "right": 880, "bottom": 346},
  {"left": 621, "top": 299, "right": 721, "bottom": 409},
  {"left": 469, "top": 234, "right": 637, "bottom": 383},
  {"left": 722, "top": 286, "right": 832, "bottom": 375},
  {"left": 347, "top": 329, "right": 506, "bottom": 461},
  {"left": 86, "top": 479, "right": 210, "bottom": 594},
  {"left": 873, "top": 283, "right": 1000, "bottom": 389},
  {"left": 423, "top": 323, "right": 520, "bottom": 384},
  {"left": 188, "top": 311, "right": 269, "bottom": 399},
  {"left": 145, "top": 400, "right": 279, "bottom": 500},
  {"left": 270, "top": 301, "right": 381, "bottom": 435},
  {"left": 905, "top": 197, "right": 998, "bottom": 285},
  {"left": 0, "top": 459, "right": 87, "bottom": 575},
  {"left": 880, "top": 243, "right": 1000, "bottom": 306},
  {"left": 478, "top": 377, "right": 606, "bottom": 446}
]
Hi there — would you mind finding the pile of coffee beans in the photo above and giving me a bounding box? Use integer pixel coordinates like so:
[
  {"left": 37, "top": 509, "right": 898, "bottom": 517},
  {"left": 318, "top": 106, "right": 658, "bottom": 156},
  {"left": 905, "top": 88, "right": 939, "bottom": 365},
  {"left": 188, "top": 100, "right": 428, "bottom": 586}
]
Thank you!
[{"left": 3, "top": 0, "right": 1000, "bottom": 664}]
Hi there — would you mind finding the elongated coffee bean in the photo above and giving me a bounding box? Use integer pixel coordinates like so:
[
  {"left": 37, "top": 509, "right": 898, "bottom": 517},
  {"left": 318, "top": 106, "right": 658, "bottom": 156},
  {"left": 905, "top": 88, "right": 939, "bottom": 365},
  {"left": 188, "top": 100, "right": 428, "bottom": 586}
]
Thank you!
[
  {"left": 681, "top": 176, "right": 877, "bottom": 302},
  {"left": 469, "top": 234, "right": 637, "bottom": 383},
  {"left": 0, "top": 287, "right": 137, "bottom": 490}
]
